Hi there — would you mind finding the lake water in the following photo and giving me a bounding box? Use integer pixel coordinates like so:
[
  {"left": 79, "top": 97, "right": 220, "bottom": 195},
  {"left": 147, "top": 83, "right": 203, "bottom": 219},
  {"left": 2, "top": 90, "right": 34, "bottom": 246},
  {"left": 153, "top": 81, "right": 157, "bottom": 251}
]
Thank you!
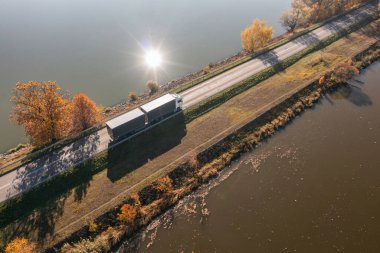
[
  {"left": 0, "top": 0, "right": 290, "bottom": 152},
  {"left": 122, "top": 62, "right": 380, "bottom": 252}
]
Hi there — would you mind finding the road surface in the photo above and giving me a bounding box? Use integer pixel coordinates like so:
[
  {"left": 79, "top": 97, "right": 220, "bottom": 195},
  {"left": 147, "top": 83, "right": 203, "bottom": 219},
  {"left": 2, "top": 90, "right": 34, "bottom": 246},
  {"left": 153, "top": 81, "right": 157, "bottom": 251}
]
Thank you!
[{"left": 0, "top": 2, "right": 377, "bottom": 203}]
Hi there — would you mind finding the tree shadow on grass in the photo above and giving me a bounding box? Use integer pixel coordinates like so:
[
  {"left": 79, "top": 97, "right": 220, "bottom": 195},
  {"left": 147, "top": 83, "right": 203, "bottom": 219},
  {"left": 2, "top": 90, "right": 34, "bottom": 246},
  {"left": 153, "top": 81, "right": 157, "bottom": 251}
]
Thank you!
[
  {"left": 9, "top": 132, "right": 101, "bottom": 200},
  {"left": 0, "top": 192, "right": 69, "bottom": 248},
  {"left": 107, "top": 112, "right": 187, "bottom": 182},
  {"left": 0, "top": 156, "right": 105, "bottom": 247}
]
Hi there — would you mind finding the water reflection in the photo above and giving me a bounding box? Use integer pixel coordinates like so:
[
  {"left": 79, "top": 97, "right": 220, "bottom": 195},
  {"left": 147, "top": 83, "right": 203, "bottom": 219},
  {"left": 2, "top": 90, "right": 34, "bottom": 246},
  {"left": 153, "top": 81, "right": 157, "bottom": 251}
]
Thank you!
[{"left": 328, "top": 81, "right": 372, "bottom": 106}]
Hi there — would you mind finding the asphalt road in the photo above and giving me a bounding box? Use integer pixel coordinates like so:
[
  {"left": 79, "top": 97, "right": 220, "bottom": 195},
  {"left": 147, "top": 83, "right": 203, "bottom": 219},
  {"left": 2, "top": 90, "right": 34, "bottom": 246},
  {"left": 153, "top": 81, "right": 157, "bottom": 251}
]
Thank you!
[{"left": 0, "top": 2, "right": 377, "bottom": 203}]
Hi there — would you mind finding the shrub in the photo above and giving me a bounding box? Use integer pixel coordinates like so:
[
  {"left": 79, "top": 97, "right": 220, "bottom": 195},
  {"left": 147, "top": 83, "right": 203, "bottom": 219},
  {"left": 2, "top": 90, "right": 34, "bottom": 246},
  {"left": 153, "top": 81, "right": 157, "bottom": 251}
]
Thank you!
[
  {"left": 154, "top": 176, "right": 173, "bottom": 194},
  {"left": 128, "top": 91, "right": 138, "bottom": 102},
  {"left": 61, "top": 237, "right": 109, "bottom": 253},
  {"left": 188, "top": 151, "right": 199, "bottom": 169},
  {"left": 118, "top": 203, "right": 139, "bottom": 223},
  {"left": 88, "top": 221, "right": 98, "bottom": 233},
  {"left": 280, "top": 9, "right": 301, "bottom": 32},
  {"left": 332, "top": 63, "right": 359, "bottom": 83},
  {"left": 318, "top": 75, "right": 326, "bottom": 86},
  {"left": 146, "top": 80, "right": 159, "bottom": 94},
  {"left": 5, "top": 237, "right": 36, "bottom": 253},
  {"left": 202, "top": 65, "right": 211, "bottom": 74}
]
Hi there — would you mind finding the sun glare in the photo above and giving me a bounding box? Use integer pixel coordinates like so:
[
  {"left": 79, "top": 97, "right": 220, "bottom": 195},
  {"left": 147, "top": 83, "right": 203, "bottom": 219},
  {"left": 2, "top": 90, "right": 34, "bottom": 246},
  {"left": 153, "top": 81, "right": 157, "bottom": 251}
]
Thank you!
[{"left": 145, "top": 50, "right": 162, "bottom": 68}]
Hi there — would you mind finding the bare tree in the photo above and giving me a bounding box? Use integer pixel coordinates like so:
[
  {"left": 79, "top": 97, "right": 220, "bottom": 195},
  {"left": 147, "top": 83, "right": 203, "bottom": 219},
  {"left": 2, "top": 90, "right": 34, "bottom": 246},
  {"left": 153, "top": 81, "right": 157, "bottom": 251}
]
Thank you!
[{"left": 280, "top": 9, "right": 301, "bottom": 32}]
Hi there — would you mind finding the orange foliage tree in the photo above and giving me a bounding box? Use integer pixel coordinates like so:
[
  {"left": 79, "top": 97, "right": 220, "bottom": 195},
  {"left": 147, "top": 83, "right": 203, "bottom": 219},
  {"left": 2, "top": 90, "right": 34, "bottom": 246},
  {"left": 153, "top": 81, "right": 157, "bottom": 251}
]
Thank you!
[
  {"left": 118, "top": 203, "right": 139, "bottom": 223},
  {"left": 154, "top": 176, "right": 173, "bottom": 194},
  {"left": 10, "top": 81, "right": 71, "bottom": 146},
  {"left": 241, "top": 19, "right": 273, "bottom": 52},
  {"left": 71, "top": 93, "right": 101, "bottom": 133},
  {"left": 5, "top": 237, "right": 37, "bottom": 253}
]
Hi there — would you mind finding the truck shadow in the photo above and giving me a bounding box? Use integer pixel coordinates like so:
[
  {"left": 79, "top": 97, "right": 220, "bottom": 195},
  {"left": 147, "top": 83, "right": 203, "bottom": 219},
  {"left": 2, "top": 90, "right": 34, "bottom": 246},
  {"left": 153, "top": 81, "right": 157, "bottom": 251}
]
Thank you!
[{"left": 106, "top": 112, "right": 187, "bottom": 182}]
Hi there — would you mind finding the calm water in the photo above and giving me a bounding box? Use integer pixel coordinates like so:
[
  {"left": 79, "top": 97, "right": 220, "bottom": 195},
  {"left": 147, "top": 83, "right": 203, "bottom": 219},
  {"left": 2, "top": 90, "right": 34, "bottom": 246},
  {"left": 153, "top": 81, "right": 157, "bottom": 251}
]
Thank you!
[
  {"left": 0, "top": 0, "right": 290, "bottom": 152},
  {"left": 122, "top": 62, "right": 380, "bottom": 253}
]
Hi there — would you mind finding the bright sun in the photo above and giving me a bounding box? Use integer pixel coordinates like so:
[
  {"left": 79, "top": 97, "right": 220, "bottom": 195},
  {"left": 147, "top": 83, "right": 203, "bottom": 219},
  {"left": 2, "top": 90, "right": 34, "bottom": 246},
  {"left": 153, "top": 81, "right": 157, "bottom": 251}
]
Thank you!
[{"left": 145, "top": 50, "right": 162, "bottom": 68}]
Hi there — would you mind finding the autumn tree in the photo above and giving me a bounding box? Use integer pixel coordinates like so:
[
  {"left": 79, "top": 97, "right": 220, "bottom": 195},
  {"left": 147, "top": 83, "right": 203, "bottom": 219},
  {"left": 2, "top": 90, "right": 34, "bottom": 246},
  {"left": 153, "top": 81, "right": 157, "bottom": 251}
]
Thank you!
[
  {"left": 10, "top": 81, "right": 71, "bottom": 146},
  {"left": 332, "top": 63, "right": 359, "bottom": 83},
  {"left": 146, "top": 80, "right": 159, "bottom": 94},
  {"left": 241, "top": 19, "right": 273, "bottom": 52},
  {"left": 71, "top": 93, "right": 101, "bottom": 133},
  {"left": 118, "top": 203, "right": 139, "bottom": 223},
  {"left": 5, "top": 237, "right": 37, "bottom": 253},
  {"left": 280, "top": 9, "right": 301, "bottom": 32},
  {"left": 154, "top": 176, "right": 173, "bottom": 194},
  {"left": 290, "top": 0, "right": 368, "bottom": 25}
]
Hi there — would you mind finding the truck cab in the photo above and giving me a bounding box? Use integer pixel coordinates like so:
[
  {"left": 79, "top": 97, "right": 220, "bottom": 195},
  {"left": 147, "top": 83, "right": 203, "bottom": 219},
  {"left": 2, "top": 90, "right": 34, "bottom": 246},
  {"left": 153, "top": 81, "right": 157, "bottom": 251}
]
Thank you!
[{"left": 173, "top": 94, "right": 183, "bottom": 111}]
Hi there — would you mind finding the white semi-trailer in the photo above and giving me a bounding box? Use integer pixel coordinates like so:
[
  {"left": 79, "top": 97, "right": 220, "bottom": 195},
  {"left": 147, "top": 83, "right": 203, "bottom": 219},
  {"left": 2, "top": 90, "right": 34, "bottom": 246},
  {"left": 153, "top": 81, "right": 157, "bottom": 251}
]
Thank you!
[
  {"left": 106, "top": 93, "right": 183, "bottom": 141},
  {"left": 140, "top": 93, "right": 183, "bottom": 124}
]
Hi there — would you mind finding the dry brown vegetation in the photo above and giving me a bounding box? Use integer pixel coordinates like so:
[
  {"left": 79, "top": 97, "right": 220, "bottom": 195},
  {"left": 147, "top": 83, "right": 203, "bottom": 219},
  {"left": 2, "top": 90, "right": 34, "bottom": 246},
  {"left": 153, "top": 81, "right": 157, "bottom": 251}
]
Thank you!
[
  {"left": 146, "top": 80, "right": 159, "bottom": 94},
  {"left": 280, "top": 9, "right": 301, "bottom": 32},
  {"left": 128, "top": 91, "right": 138, "bottom": 102},
  {"left": 332, "top": 62, "right": 360, "bottom": 83}
]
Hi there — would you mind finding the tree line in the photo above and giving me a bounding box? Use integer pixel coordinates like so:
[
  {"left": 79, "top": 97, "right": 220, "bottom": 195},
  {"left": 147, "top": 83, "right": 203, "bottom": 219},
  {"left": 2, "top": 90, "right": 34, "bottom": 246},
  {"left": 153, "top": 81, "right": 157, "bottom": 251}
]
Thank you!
[
  {"left": 280, "top": 0, "right": 369, "bottom": 32},
  {"left": 10, "top": 81, "right": 101, "bottom": 146},
  {"left": 241, "top": 0, "right": 370, "bottom": 52},
  {"left": 10, "top": 79, "right": 161, "bottom": 148}
]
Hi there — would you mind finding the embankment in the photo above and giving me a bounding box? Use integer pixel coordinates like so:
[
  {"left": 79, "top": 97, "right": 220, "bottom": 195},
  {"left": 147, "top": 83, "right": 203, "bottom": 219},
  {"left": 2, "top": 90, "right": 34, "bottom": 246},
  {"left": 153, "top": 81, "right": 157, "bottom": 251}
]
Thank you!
[
  {"left": 55, "top": 40, "right": 380, "bottom": 252},
  {"left": 0, "top": 18, "right": 377, "bottom": 251}
]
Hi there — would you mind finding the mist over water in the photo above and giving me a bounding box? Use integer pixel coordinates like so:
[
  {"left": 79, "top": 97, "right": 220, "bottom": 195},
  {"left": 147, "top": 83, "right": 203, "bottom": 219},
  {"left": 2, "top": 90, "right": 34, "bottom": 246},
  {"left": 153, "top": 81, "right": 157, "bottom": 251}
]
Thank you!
[
  {"left": 0, "top": 0, "right": 290, "bottom": 152},
  {"left": 120, "top": 62, "right": 380, "bottom": 252}
]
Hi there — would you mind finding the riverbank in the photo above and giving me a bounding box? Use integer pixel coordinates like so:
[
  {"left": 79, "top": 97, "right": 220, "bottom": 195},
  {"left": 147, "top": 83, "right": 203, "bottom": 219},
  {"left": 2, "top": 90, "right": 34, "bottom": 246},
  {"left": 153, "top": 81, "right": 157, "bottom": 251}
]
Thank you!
[
  {"left": 0, "top": 18, "right": 377, "bottom": 251},
  {"left": 130, "top": 61, "right": 380, "bottom": 253},
  {"left": 58, "top": 35, "right": 380, "bottom": 252}
]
